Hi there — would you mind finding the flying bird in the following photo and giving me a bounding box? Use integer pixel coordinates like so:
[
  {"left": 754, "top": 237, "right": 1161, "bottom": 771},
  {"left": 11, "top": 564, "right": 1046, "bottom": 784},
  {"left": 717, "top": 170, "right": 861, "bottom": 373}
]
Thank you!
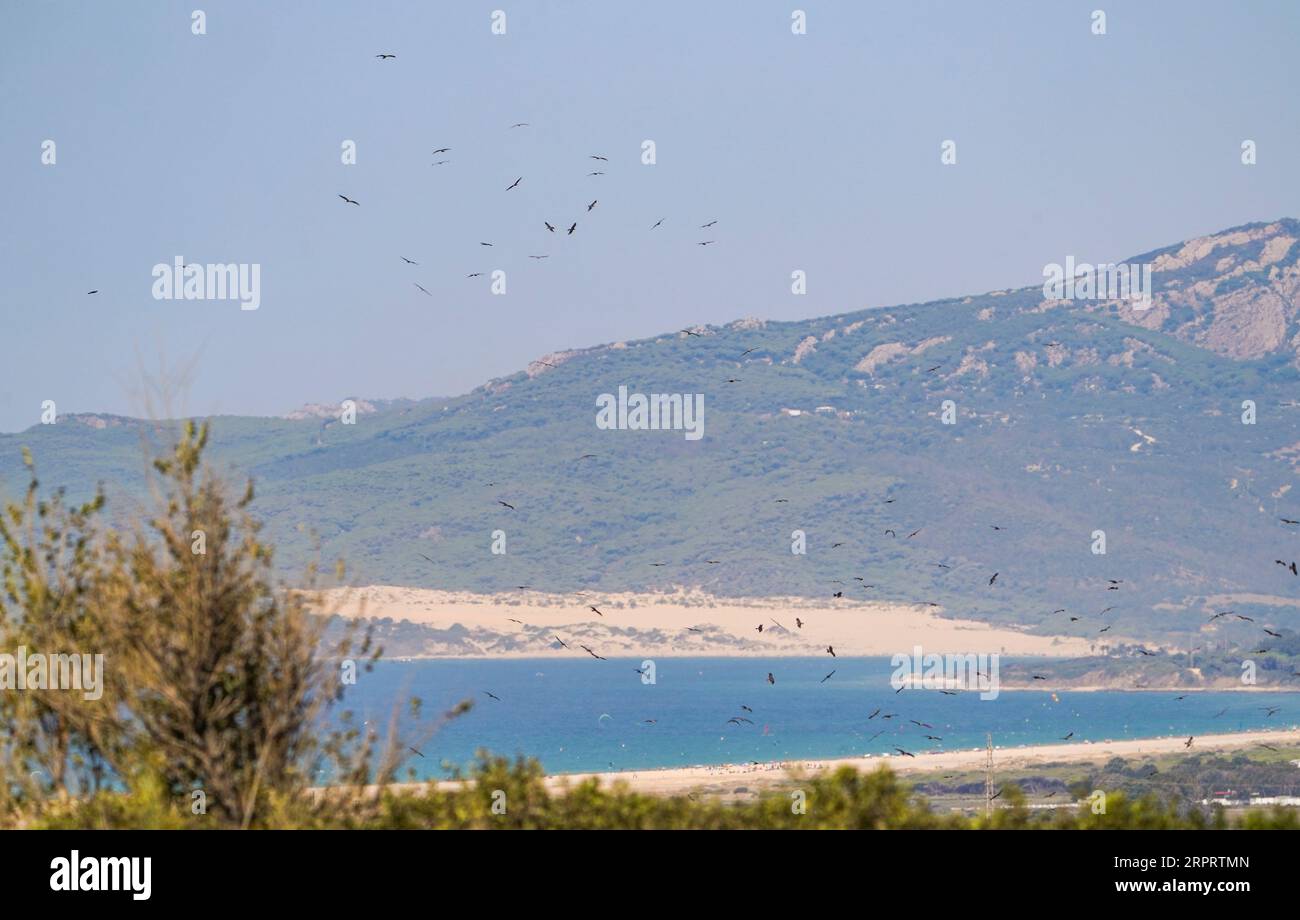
[
  {"left": 820, "top": 670, "right": 836, "bottom": 683},
  {"left": 544, "top": 222, "right": 556, "bottom": 232},
  {"left": 588, "top": 605, "right": 604, "bottom": 617},
  {"left": 497, "top": 500, "right": 515, "bottom": 510},
  {"left": 552, "top": 636, "right": 569, "bottom": 649},
  {"left": 400, "top": 257, "right": 418, "bottom": 265},
  {"left": 375, "top": 53, "right": 396, "bottom": 59},
  {"left": 826, "top": 645, "right": 836, "bottom": 657},
  {"left": 432, "top": 147, "right": 451, "bottom": 155},
  {"left": 589, "top": 155, "right": 608, "bottom": 161},
  {"left": 506, "top": 177, "right": 522, "bottom": 191},
  {"left": 413, "top": 283, "right": 433, "bottom": 296},
  {"left": 587, "top": 199, "right": 597, "bottom": 211},
  {"left": 700, "top": 220, "right": 717, "bottom": 228},
  {"left": 567, "top": 222, "right": 577, "bottom": 235},
  {"left": 579, "top": 645, "right": 606, "bottom": 660},
  {"left": 766, "top": 673, "right": 775, "bottom": 685},
  {"left": 988, "top": 572, "right": 999, "bottom": 586},
  {"left": 651, "top": 218, "right": 665, "bottom": 229},
  {"left": 484, "top": 691, "right": 502, "bottom": 702},
  {"left": 338, "top": 195, "right": 360, "bottom": 206}
]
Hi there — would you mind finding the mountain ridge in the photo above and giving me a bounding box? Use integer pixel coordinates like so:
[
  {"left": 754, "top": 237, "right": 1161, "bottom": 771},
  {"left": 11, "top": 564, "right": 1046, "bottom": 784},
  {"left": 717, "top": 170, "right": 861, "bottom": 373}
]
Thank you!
[{"left": 5, "top": 218, "right": 1300, "bottom": 647}]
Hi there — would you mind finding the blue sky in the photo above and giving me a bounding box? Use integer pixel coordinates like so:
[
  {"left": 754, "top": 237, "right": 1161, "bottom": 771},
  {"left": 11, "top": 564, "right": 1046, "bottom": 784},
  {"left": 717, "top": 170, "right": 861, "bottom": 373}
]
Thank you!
[{"left": 2, "top": 0, "right": 1298, "bottom": 431}]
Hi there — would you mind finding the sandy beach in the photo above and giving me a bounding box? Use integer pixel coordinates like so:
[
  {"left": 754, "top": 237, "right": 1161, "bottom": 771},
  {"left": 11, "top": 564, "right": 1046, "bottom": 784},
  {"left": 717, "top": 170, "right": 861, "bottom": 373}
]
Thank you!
[
  {"left": 522, "top": 727, "right": 1300, "bottom": 797},
  {"left": 319, "top": 585, "right": 1099, "bottom": 658}
]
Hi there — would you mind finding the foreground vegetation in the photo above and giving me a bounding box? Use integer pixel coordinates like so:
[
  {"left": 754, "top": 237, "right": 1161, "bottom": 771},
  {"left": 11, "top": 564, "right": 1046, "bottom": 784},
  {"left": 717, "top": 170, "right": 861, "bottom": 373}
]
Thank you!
[{"left": 25, "top": 754, "right": 1300, "bottom": 830}]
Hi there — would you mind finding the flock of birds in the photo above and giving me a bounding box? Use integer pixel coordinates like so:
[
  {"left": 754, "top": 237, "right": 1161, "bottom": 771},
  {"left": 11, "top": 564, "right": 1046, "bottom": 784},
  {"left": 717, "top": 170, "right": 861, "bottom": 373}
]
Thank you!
[
  {"left": 353, "top": 54, "right": 1295, "bottom": 785},
  {"left": 339, "top": 71, "right": 720, "bottom": 296}
]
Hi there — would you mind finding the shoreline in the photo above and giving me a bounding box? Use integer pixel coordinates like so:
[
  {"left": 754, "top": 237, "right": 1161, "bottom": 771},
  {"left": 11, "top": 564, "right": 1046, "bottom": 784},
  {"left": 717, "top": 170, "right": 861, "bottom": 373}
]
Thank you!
[
  {"left": 345, "top": 727, "right": 1300, "bottom": 800},
  {"left": 523, "top": 726, "right": 1300, "bottom": 797}
]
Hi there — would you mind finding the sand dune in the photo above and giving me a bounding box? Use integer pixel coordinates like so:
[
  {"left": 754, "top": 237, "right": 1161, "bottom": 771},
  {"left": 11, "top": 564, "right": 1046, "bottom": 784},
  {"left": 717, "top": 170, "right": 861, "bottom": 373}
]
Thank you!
[{"left": 318, "top": 586, "right": 1098, "bottom": 658}]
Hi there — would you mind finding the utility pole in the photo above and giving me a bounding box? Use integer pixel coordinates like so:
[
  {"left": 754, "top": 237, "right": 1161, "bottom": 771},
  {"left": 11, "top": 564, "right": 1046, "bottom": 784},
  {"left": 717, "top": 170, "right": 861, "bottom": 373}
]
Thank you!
[{"left": 985, "top": 733, "right": 994, "bottom": 819}]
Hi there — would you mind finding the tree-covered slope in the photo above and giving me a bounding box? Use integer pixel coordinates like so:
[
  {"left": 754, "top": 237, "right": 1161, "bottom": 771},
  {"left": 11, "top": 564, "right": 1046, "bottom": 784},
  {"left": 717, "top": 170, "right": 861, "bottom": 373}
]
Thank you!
[{"left": 5, "top": 219, "right": 1300, "bottom": 642}]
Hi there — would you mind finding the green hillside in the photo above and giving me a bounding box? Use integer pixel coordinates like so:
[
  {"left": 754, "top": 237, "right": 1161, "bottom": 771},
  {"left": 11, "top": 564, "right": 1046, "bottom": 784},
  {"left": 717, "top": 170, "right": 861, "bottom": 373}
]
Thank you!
[{"left": 5, "top": 219, "right": 1300, "bottom": 643}]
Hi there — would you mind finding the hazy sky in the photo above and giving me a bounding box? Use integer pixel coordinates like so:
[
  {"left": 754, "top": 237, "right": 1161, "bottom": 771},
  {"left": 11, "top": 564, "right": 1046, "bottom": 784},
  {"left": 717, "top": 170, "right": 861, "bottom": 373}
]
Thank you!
[{"left": 3, "top": 0, "right": 1298, "bottom": 431}]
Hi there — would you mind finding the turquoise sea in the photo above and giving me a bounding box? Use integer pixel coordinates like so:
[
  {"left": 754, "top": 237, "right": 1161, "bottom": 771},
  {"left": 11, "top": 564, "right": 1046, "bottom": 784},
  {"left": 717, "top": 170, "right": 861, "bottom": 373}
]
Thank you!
[{"left": 333, "top": 657, "right": 1297, "bottom": 779}]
